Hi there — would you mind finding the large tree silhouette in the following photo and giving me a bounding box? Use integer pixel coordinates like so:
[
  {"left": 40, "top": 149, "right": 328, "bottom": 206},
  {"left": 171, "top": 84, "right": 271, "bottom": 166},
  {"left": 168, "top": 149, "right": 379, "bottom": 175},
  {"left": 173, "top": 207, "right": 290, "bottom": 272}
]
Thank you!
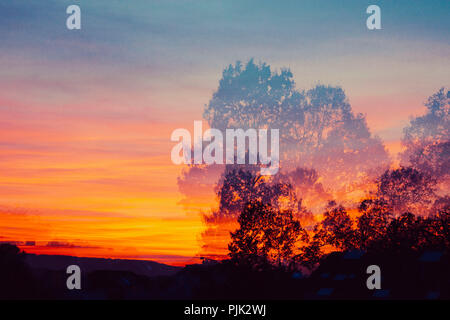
[
  {"left": 314, "top": 201, "right": 357, "bottom": 251},
  {"left": 200, "top": 164, "right": 301, "bottom": 258},
  {"left": 228, "top": 201, "right": 306, "bottom": 268}
]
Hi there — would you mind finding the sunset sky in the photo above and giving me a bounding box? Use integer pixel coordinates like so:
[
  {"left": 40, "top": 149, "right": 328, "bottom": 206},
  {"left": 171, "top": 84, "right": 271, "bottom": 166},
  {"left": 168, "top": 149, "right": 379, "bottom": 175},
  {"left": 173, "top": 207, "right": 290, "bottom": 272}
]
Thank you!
[{"left": 0, "top": 0, "right": 449, "bottom": 265}]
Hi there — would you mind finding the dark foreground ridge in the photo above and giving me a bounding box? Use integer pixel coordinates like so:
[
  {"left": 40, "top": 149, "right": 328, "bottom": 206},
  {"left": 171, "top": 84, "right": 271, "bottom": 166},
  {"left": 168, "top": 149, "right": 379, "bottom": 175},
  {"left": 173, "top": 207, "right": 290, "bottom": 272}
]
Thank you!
[
  {"left": 24, "top": 252, "right": 180, "bottom": 278},
  {"left": 0, "top": 244, "right": 448, "bottom": 300}
]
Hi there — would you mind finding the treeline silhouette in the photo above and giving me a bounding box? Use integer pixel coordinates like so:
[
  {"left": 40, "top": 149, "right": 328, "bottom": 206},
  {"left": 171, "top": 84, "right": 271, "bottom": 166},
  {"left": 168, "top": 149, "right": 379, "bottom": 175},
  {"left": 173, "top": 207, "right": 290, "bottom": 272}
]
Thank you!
[{"left": 225, "top": 168, "right": 449, "bottom": 271}]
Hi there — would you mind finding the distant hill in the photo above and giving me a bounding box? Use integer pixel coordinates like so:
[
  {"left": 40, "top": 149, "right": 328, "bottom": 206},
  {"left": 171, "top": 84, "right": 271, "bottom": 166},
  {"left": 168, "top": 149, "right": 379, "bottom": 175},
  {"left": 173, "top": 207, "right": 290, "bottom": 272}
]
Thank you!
[
  {"left": 24, "top": 253, "right": 181, "bottom": 278},
  {"left": 1, "top": 243, "right": 448, "bottom": 299}
]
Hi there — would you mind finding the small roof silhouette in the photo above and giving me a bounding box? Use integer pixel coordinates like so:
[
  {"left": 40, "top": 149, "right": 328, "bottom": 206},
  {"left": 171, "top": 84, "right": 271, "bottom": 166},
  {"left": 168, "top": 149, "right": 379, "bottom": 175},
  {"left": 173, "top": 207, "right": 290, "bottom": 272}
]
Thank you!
[
  {"left": 419, "top": 251, "right": 443, "bottom": 262},
  {"left": 344, "top": 250, "right": 364, "bottom": 260},
  {"left": 426, "top": 291, "right": 440, "bottom": 300},
  {"left": 316, "top": 288, "right": 334, "bottom": 296},
  {"left": 333, "top": 274, "right": 347, "bottom": 281},
  {"left": 373, "top": 289, "right": 390, "bottom": 298}
]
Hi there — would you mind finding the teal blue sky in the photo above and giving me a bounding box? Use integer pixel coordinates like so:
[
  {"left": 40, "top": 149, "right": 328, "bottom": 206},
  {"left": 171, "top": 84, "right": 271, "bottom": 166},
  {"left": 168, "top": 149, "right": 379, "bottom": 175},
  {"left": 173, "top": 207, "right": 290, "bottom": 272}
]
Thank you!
[{"left": 0, "top": 0, "right": 449, "bottom": 149}]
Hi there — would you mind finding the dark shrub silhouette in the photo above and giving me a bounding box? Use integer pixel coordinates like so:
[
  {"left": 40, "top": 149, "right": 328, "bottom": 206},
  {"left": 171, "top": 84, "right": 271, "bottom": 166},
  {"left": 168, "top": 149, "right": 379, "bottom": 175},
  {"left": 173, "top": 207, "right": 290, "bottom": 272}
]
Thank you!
[{"left": 0, "top": 244, "right": 36, "bottom": 299}]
